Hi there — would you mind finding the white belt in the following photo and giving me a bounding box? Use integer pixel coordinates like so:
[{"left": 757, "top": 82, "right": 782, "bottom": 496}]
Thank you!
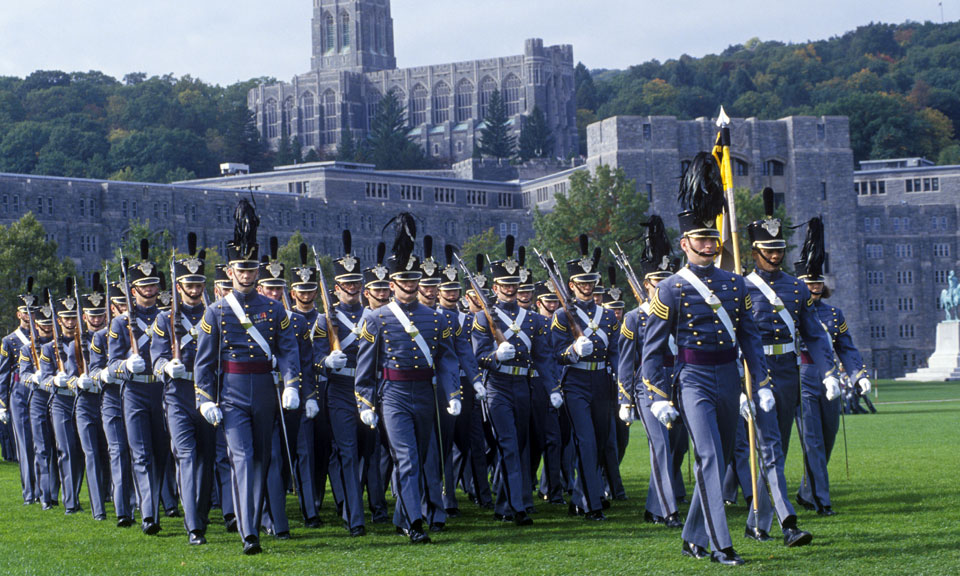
[
  {"left": 55, "top": 387, "right": 77, "bottom": 397},
  {"left": 763, "top": 342, "right": 796, "bottom": 356},
  {"left": 128, "top": 374, "right": 157, "bottom": 383},
  {"left": 332, "top": 367, "right": 357, "bottom": 377},
  {"left": 494, "top": 365, "right": 529, "bottom": 377},
  {"left": 571, "top": 361, "right": 606, "bottom": 371},
  {"left": 530, "top": 369, "right": 540, "bottom": 378},
  {"left": 171, "top": 372, "right": 195, "bottom": 382}
]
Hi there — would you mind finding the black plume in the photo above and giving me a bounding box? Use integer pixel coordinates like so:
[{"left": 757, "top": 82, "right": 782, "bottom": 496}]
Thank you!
[
  {"left": 376, "top": 242, "right": 386, "bottom": 265},
  {"left": 92, "top": 272, "right": 101, "bottom": 292},
  {"left": 342, "top": 230, "right": 352, "bottom": 255},
  {"left": 43, "top": 289, "right": 52, "bottom": 306},
  {"left": 269, "top": 236, "right": 278, "bottom": 260},
  {"left": 579, "top": 234, "right": 589, "bottom": 257},
  {"left": 158, "top": 272, "right": 167, "bottom": 291},
  {"left": 140, "top": 238, "right": 149, "bottom": 261},
  {"left": 383, "top": 212, "right": 417, "bottom": 265},
  {"left": 518, "top": 246, "right": 526, "bottom": 267},
  {"left": 260, "top": 255, "right": 269, "bottom": 264},
  {"left": 121, "top": 257, "right": 129, "bottom": 269},
  {"left": 187, "top": 232, "right": 197, "bottom": 256},
  {"left": 799, "top": 217, "right": 826, "bottom": 278},
  {"left": 762, "top": 187, "right": 775, "bottom": 218},
  {"left": 65, "top": 277, "right": 74, "bottom": 295},
  {"left": 678, "top": 151, "right": 725, "bottom": 224},
  {"left": 592, "top": 247, "right": 602, "bottom": 270},
  {"left": 299, "top": 243, "right": 308, "bottom": 265},
  {"left": 608, "top": 265, "right": 617, "bottom": 286},
  {"left": 642, "top": 215, "right": 672, "bottom": 264},
  {"left": 423, "top": 235, "right": 433, "bottom": 259},
  {"left": 26, "top": 276, "right": 34, "bottom": 293},
  {"left": 445, "top": 244, "right": 455, "bottom": 266},
  {"left": 233, "top": 198, "right": 260, "bottom": 257},
  {"left": 198, "top": 249, "right": 206, "bottom": 260},
  {"left": 475, "top": 253, "right": 485, "bottom": 274},
  {"left": 505, "top": 235, "right": 515, "bottom": 259}
]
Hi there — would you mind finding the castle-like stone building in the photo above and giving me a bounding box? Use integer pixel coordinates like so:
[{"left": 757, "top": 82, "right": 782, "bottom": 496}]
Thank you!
[{"left": 248, "top": 0, "right": 578, "bottom": 163}]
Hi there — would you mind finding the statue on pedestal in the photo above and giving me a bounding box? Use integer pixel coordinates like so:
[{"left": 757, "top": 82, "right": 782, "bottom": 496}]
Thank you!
[{"left": 939, "top": 271, "right": 960, "bottom": 321}]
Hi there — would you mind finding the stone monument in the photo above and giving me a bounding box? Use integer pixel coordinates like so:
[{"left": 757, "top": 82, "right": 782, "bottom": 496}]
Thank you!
[{"left": 901, "top": 271, "right": 960, "bottom": 381}]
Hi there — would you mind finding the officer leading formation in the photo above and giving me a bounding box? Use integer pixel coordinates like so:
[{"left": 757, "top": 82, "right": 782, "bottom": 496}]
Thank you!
[{"left": 0, "top": 159, "right": 871, "bottom": 564}]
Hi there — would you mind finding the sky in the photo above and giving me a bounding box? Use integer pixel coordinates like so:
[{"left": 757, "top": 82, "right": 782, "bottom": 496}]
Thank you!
[{"left": 0, "top": 0, "right": 954, "bottom": 86}]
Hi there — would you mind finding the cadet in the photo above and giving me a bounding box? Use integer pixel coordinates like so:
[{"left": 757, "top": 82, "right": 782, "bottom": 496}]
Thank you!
[
  {"left": 354, "top": 213, "right": 461, "bottom": 543},
  {"left": 150, "top": 236, "right": 215, "bottom": 545},
  {"left": 211, "top": 264, "right": 238, "bottom": 533},
  {"left": 600, "top": 266, "right": 627, "bottom": 502},
  {"left": 194, "top": 200, "right": 302, "bottom": 555},
  {"left": 550, "top": 235, "right": 619, "bottom": 520},
  {"left": 641, "top": 152, "right": 770, "bottom": 565},
  {"left": 107, "top": 241, "right": 166, "bottom": 535},
  {"left": 532, "top": 280, "right": 568, "bottom": 503},
  {"left": 90, "top": 282, "right": 135, "bottom": 527},
  {"left": 20, "top": 296, "right": 59, "bottom": 509},
  {"left": 794, "top": 217, "right": 871, "bottom": 515},
  {"left": 0, "top": 282, "right": 41, "bottom": 505},
  {"left": 742, "top": 188, "right": 834, "bottom": 546},
  {"left": 314, "top": 230, "right": 369, "bottom": 536}
]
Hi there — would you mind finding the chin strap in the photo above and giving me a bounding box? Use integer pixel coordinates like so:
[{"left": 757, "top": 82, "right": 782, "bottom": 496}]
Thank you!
[
  {"left": 439, "top": 294, "right": 459, "bottom": 306},
  {"left": 394, "top": 283, "right": 418, "bottom": 297},
  {"left": 754, "top": 250, "right": 781, "bottom": 269}
]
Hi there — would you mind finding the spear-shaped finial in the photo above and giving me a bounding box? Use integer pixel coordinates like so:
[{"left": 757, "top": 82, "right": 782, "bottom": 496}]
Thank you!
[{"left": 716, "top": 105, "right": 730, "bottom": 128}]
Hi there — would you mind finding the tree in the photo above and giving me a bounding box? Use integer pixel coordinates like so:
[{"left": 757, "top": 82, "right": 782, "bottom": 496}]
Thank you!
[
  {"left": 337, "top": 125, "right": 357, "bottom": 162},
  {"left": 517, "top": 106, "right": 553, "bottom": 162},
  {"left": 478, "top": 89, "right": 515, "bottom": 161},
  {"left": 574, "top": 62, "right": 598, "bottom": 111},
  {"left": 0, "top": 213, "right": 78, "bottom": 333},
  {"left": 460, "top": 228, "right": 505, "bottom": 276},
  {"left": 107, "top": 219, "right": 173, "bottom": 282},
  {"left": 364, "top": 90, "right": 426, "bottom": 170},
  {"left": 277, "top": 231, "right": 334, "bottom": 292}
]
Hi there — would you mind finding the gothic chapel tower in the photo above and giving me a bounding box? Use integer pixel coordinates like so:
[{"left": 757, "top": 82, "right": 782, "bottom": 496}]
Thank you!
[{"left": 311, "top": 0, "right": 397, "bottom": 72}]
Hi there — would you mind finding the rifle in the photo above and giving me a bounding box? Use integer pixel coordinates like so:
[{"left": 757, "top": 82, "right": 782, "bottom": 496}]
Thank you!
[
  {"left": 532, "top": 248, "right": 584, "bottom": 339},
  {"left": 169, "top": 248, "right": 181, "bottom": 361},
  {"left": 453, "top": 253, "right": 505, "bottom": 345},
  {"left": 73, "top": 277, "right": 87, "bottom": 375},
  {"left": 46, "top": 287, "right": 66, "bottom": 374},
  {"left": 609, "top": 242, "right": 647, "bottom": 304},
  {"left": 103, "top": 264, "right": 112, "bottom": 335},
  {"left": 118, "top": 249, "right": 139, "bottom": 356},
  {"left": 312, "top": 246, "right": 341, "bottom": 352},
  {"left": 23, "top": 277, "right": 41, "bottom": 370}
]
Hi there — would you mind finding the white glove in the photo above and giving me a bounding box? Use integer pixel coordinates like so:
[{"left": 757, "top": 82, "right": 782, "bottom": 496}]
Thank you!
[
  {"left": 99, "top": 369, "right": 114, "bottom": 385},
  {"left": 281, "top": 387, "right": 300, "bottom": 411},
  {"left": 650, "top": 400, "right": 678, "bottom": 427},
  {"left": 739, "top": 393, "right": 755, "bottom": 421},
  {"left": 824, "top": 376, "right": 841, "bottom": 401},
  {"left": 164, "top": 359, "right": 187, "bottom": 379},
  {"left": 857, "top": 377, "right": 872, "bottom": 394},
  {"left": 360, "top": 409, "right": 378, "bottom": 428},
  {"left": 473, "top": 381, "right": 487, "bottom": 400},
  {"left": 573, "top": 336, "right": 593, "bottom": 358},
  {"left": 54, "top": 371, "right": 69, "bottom": 388},
  {"left": 757, "top": 387, "right": 776, "bottom": 412},
  {"left": 0, "top": 408, "right": 9, "bottom": 425},
  {"left": 495, "top": 341, "right": 516, "bottom": 362},
  {"left": 29, "top": 373, "right": 41, "bottom": 386},
  {"left": 447, "top": 399, "right": 462, "bottom": 416},
  {"left": 304, "top": 399, "right": 319, "bottom": 419},
  {"left": 550, "top": 392, "right": 563, "bottom": 409},
  {"left": 200, "top": 402, "right": 222, "bottom": 426},
  {"left": 324, "top": 350, "right": 348, "bottom": 370},
  {"left": 618, "top": 404, "right": 634, "bottom": 423},
  {"left": 125, "top": 354, "right": 146, "bottom": 374},
  {"left": 77, "top": 373, "right": 94, "bottom": 391}
]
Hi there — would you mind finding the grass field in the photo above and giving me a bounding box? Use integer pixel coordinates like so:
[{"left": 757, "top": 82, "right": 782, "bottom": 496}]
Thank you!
[{"left": 0, "top": 380, "right": 958, "bottom": 575}]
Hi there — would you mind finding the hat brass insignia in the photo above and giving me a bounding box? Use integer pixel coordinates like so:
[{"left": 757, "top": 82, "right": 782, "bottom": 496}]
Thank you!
[
  {"left": 546, "top": 279, "right": 557, "bottom": 293},
  {"left": 519, "top": 268, "right": 530, "bottom": 283},
  {"left": 374, "top": 264, "right": 388, "bottom": 281},
  {"left": 88, "top": 293, "right": 104, "bottom": 307},
  {"left": 443, "top": 266, "right": 458, "bottom": 281},
  {"left": 267, "top": 261, "right": 283, "bottom": 278},
  {"left": 762, "top": 219, "right": 780, "bottom": 237},
  {"left": 63, "top": 297, "right": 76, "bottom": 311},
  {"left": 185, "top": 259, "right": 201, "bottom": 275},
  {"left": 475, "top": 274, "right": 487, "bottom": 289},
  {"left": 341, "top": 255, "right": 357, "bottom": 272},
  {"left": 504, "top": 257, "right": 518, "bottom": 275},
  {"left": 609, "top": 287, "right": 622, "bottom": 301},
  {"left": 159, "top": 292, "right": 172, "bottom": 306},
  {"left": 138, "top": 262, "right": 155, "bottom": 276},
  {"left": 298, "top": 268, "right": 313, "bottom": 283},
  {"left": 422, "top": 259, "right": 438, "bottom": 276},
  {"left": 405, "top": 255, "right": 417, "bottom": 271},
  {"left": 659, "top": 255, "right": 671, "bottom": 271},
  {"left": 23, "top": 294, "right": 36, "bottom": 307},
  {"left": 579, "top": 256, "right": 594, "bottom": 274}
]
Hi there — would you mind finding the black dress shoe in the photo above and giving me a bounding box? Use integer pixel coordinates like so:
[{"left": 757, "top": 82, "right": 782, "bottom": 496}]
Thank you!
[
  {"left": 242, "top": 537, "right": 261, "bottom": 555},
  {"left": 644, "top": 510, "right": 665, "bottom": 524},
  {"left": 795, "top": 494, "right": 817, "bottom": 511},
  {"left": 584, "top": 510, "right": 606, "bottom": 521},
  {"left": 568, "top": 503, "right": 584, "bottom": 517},
  {"left": 350, "top": 525, "right": 366, "bottom": 537},
  {"left": 711, "top": 547, "right": 745, "bottom": 566},
  {"left": 818, "top": 506, "right": 836, "bottom": 517},
  {"left": 93, "top": 514, "right": 106, "bottom": 521},
  {"left": 681, "top": 540, "right": 709, "bottom": 560},
  {"left": 445, "top": 507, "right": 461, "bottom": 518},
  {"left": 745, "top": 526, "right": 772, "bottom": 542},
  {"left": 408, "top": 521, "right": 431, "bottom": 544},
  {"left": 479, "top": 501, "right": 495, "bottom": 510},
  {"left": 601, "top": 498, "right": 611, "bottom": 510},
  {"left": 165, "top": 507, "right": 181, "bottom": 518},
  {"left": 537, "top": 491, "right": 550, "bottom": 501},
  {"left": 664, "top": 513, "right": 684, "bottom": 529},
  {"left": 371, "top": 515, "right": 391, "bottom": 524},
  {"left": 41, "top": 503, "right": 54, "bottom": 511},
  {"left": 275, "top": 530, "right": 291, "bottom": 540},
  {"left": 117, "top": 516, "right": 134, "bottom": 528},
  {"left": 189, "top": 531, "right": 207, "bottom": 546},
  {"left": 513, "top": 510, "right": 533, "bottom": 526},
  {"left": 548, "top": 496, "right": 566, "bottom": 505},
  {"left": 429, "top": 522, "right": 444, "bottom": 533},
  {"left": 225, "top": 515, "right": 239, "bottom": 533},
  {"left": 493, "top": 513, "right": 514, "bottom": 522},
  {"left": 65, "top": 507, "right": 82, "bottom": 515},
  {"left": 141, "top": 519, "right": 161, "bottom": 535},
  {"left": 305, "top": 516, "right": 322, "bottom": 528},
  {"left": 783, "top": 527, "right": 813, "bottom": 547},
  {"left": 613, "top": 494, "right": 629, "bottom": 501}
]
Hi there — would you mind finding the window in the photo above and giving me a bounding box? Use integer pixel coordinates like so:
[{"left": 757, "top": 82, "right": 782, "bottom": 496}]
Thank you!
[
  {"left": 434, "top": 188, "right": 455, "bottom": 204},
  {"left": 131, "top": 200, "right": 137, "bottom": 218},
  {"left": 870, "top": 325, "right": 886, "bottom": 339},
  {"left": 878, "top": 181, "right": 886, "bottom": 194},
  {"left": 455, "top": 79, "right": 473, "bottom": 123},
  {"left": 642, "top": 123, "right": 651, "bottom": 141},
  {"left": 37, "top": 197, "right": 44, "bottom": 214},
  {"left": 906, "top": 179, "right": 913, "bottom": 192},
  {"left": 892, "top": 217, "right": 899, "bottom": 232},
  {"left": 821, "top": 182, "right": 827, "bottom": 200},
  {"left": 902, "top": 216, "right": 910, "bottom": 231},
  {"left": 266, "top": 99, "right": 279, "bottom": 139},
  {"left": 498, "top": 193, "right": 512, "bottom": 208},
  {"left": 324, "top": 12, "right": 335, "bottom": 52},
  {"left": 868, "top": 299, "right": 885, "bottom": 312},
  {"left": 283, "top": 98, "right": 294, "bottom": 142},
  {"left": 817, "top": 123, "right": 825, "bottom": 139},
  {"left": 433, "top": 143, "right": 440, "bottom": 156},
  {"left": 479, "top": 77, "right": 497, "bottom": 119},
  {"left": 503, "top": 75, "right": 522, "bottom": 116},
  {"left": 410, "top": 84, "right": 428, "bottom": 126},
  {"left": 12, "top": 195, "right": 18, "bottom": 212},
  {"left": 895, "top": 244, "right": 913, "bottom": 258},
  {"left": 340, "top": 12, "right": 351, "bottom": 50},
  {"left": 899, "top": 325, "right": 915, "bottom": 338},
  {"left": 366, "top": 91, "right": 381, "bottom": 130},
  {"left": 896, "top": 270, "right": 913, "bottom": 284},
  {"left": 122, "top": 200, "right": 128, "bottom": 218},
  {"left": 400, "top": 184, "right": 422, "bottom": 201},
  {"left": 456, "top": 141, "right": 463, "bottom": 154},
  {"left": 80, "top": 198, "right": 86, "bottom": 217},
  {"left": 864, "top": 217, "right": 871, "bottom": 232},
  {"left": 735, "top": 159, "right": 749, "bottom": 176},
  {"left": 301, "top": 92, "right": 316, "bottom": 147},
  {"left": 873, "top": 217, "right": 880, "bottom": 231},
  {"left": 432, "top": 82, "right": 451, "bottom": 124},
  {"left": 323, "top": 91, "right": 337, "bottom": 144},
  {"left": 152, "top": 202, "right": 159, "bottom": 219},
  {"left": 933, "top": 177, "right": 940, "bottom": 191},
  {"left": 466, "top": 190, "right": 487, "bottom": 206},
  {"left": 865, "top": 244, "right": 883, "bottom": 258},
  {"left": 935, "top": 270, "right": 949, "bottom": 284},
  {"left": 161, "top": 202, "right": 167, "bottom": 219},
  {"left": 510, "top": 222, "right": 518, "bottom": 236},
  {"left": 870, "top": 181, "right": 878, "bottom": 195},
  {"left": 934, "top": 243, "right": 951, "bottom": 257},
  {"left": 898, "top": 297, "right": 915, "bottom": 312},
  {"left": 762, "top": 160, "right": 784, "bottom": 176},
  {"left": 365, "top": 182, "right": 388, "bottom": 199},
  {"left": 866, "top": 271, "right": 884, "bottom": 285},
  {"left": 499, "top": 223, "right": 507, "bottom": 239},
  {"left": 923, "top": 177, "right": 931, "bottom": 191},
  {"left": 1, "top": 194, "right": 6, "bottom": 213}
]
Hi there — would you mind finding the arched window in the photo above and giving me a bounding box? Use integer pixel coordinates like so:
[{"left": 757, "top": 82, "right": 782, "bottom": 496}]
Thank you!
[
  {"left": 301, "top": 92, "right": 316, "bottom": 147},
  {"left": 503, "top": 75, "right": 522, "bottom": 116},
  {"left": 763, "top": 159, "right": 785, "bottom": 176},
  {"left": 455, "top": 78, "right": 474, "bottom": 123},
  {"left": 265, "top": 99, "right": 279, "bottom": 139},
  {"left": 366, "top": 89, "right": 381, "bottom": 130},
  {"left": 340, "top": 12, "right": 351, "bottom": 51},
  {"left": 375, "top": 14, "right": 384, "bottom": 53},
  {"left": 479, "top": 76, "right": 497, "bottom": 119},
  {"left": 735, "top": 158, "right": 749, "bottom": 177},
  {"left": 283, "top": 97, "right": 295, "bottom": 138},
  {"left": 432, "top": 82, "right": 450, "bottom": 124},
  {"left": 410, "top": 84, "right": 428, "bottom": 126},
  {"left": 323, "top": 90, "right": 338, "bottom": 144},
  {"left": 324, "top": 12, "right": 335, "bottom": 53}
]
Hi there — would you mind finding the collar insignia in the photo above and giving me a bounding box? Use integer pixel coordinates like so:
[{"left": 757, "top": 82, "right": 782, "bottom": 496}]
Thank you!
[
  {"left": 503, "top": 257, "right": 518, "bottom": 275},
  {"left": 579, "top": 255, "right": 593, "bottom": 274},
  {"left": 422, "top": 258, "right": 438, "bottom": 276},
  {"left": 88, "top": 293, "right": 104, "bottom": 307},
  {"left": 762, "top": 219, "right": 780, "bottom": 237},
  {"left": 185, "top": 258, "right": 201, "bottom": 275},
  {"left": 298, "top": 268, "right": 313, "bottom": 283},
  {"left": 267, "top": 261, "right": 284, "bottom": 278},
  {"left": 341, "top": 255, "right": 357, "bottom": 272},
  {"left": 138, "top": 262, "right": 154, "bottom": 276}
]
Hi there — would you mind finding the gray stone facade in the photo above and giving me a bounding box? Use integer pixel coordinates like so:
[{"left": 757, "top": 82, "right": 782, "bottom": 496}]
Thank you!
[{"left": 249, "top": 1, "right": 577, "bottom": 163}]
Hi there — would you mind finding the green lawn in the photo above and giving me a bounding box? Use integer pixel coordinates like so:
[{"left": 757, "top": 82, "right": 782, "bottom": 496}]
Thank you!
[{"left": 0, "top": 381, "right": 958, "bottom": 575}]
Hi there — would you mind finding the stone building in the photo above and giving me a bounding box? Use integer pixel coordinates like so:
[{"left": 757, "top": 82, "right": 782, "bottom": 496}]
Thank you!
[{"left": 248, "top": 0, "right": 578, "bottom": 163}]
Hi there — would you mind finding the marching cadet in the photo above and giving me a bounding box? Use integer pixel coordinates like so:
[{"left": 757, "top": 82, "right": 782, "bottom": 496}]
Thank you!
[
  {"left": 741, "top": 188, "right": 834, "bottom": 546},
  {"left": 354, "top": 213, "right": 461, "bottom": 543},
  {"left": 473, "top": 236, "right": 556, "bottom": 526},
  {"left": 0, "top": 281, "right": 41, "bottom": 506},
  {"left": 90, "top": 282, "right": 135, "bottom": 527},
  {"left": 532, "top": 280, "right": 567, "bottom": 504},
  {"left": 641, "top": 152, "right": 770, "bottom": 566},
  {"left": 150, "top": 236, "right": 215, "bottom": 545},
  {"left": 211, "top": 264, "right": 238, "bottom": 533},
  {"left": 107, "top": 241, "right": 166, "bottom": 535},
  {"left": 599, "top": 266, "right": 627, "bottom": 502},
  {"left": 617, "top": 217, "right": 683, "bottom": 528},
  {"left": 551, "top": 235, "right": 620, "bottom": 520},
  {"left": 20, "top": 295, "right": 59, "bottom": 509},
  {"left": 313, "top": 230, "right": 369, "bottom": 536},
  {"left": 194, "top": 199, "right": 302, "bottom": 555},
  {"left": 794, "top": 217, "right": 871, "bottom": 515},
  {"left": 41, "top": 282, "right": 85, "bottom": 515},
  {"left": 71, "top": 278, "right": 111, "bottom": 521}
]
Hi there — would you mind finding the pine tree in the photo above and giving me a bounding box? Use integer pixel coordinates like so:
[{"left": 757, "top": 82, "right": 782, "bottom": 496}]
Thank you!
[
  {"left": 518, "top": 105, "right": 553, "bottom": 161},
  {"left": 365, "top": 90, "right": 426, "bottom": 170},
  {"left": 479, "top": 89, "right": 515, "bottom": 161},
  {"left": 337, "top": 125, "right": 357, "bottom": 162}
]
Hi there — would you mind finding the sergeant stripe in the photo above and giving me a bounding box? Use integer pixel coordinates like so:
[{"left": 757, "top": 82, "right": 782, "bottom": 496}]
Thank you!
[
  {"left": 651, "top": 290, "right": 669, "bottom": 320},
  {"left": 200, "top": 319, "right": 212, "bottom": 334},
  {"left": 153, "top": 324, "right": 165, "bottom": 338},
  {"left": 360, "top": 321, "right": 375, "bottom": 343},
  {"left": 620, "top": 323, "right": 635, "bottom": 340},
  {"left": 744, "top": 294, "right": 753, "bottom": 310},
  {"left": 551, "top": 316, "right": 568, "bottom": 332},
  {"left": 472, "top": 318, "right": 486, "bottom": 333},
  {"left": 280, "top": 317, "right": 290, "bottom": 330},
  {"left": 839, "top": 321, "right": 848, "bottom": 333}
]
